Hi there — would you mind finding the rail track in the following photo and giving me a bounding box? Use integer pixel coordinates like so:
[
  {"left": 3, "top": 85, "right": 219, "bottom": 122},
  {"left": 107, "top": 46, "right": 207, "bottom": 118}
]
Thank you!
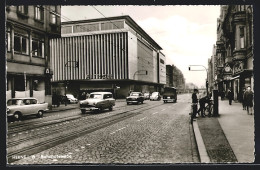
[{"left": 8, "top": 102, "right": 165, "bottom": 163}]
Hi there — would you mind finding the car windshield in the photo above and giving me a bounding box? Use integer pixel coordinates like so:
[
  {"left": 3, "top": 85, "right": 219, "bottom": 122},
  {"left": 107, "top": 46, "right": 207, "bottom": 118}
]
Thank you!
[
  {"left": 151, "top": 92, "right": 158, "bottom": 96},
  {"left": 66, "top": 95, "right": 74, "bottom": 98},
  {"left": 130, "top": 93, "right": 139, "bottom": 96},
  {"left": 7, "top": 99, "right": 23, "bottom": 106},
  {"left": 89, "top": 94, "right": 102, "bottom": 99}
]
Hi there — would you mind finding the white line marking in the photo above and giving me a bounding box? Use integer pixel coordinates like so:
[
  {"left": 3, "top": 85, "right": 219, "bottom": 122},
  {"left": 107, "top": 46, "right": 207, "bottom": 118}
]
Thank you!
[{"left": 137, "top": 117, "right": 147, "bottom": 121}]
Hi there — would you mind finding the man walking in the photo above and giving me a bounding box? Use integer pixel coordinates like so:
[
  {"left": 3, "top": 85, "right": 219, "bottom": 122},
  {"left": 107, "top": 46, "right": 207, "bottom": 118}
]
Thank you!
[
  {"left": 227, "top": 88, "right": 234, "bottom": 105},
  {"left": 244, "top": 86, "right": 254, "bottom": 115},
  {"left": 191, "top": 89, "right": 199, "bottom": 124}
]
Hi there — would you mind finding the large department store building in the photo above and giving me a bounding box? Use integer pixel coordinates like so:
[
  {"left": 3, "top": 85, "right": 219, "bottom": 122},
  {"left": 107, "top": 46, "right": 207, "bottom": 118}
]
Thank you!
[{"left": 50, "top": 15, "right": 166, "bottom": 98}]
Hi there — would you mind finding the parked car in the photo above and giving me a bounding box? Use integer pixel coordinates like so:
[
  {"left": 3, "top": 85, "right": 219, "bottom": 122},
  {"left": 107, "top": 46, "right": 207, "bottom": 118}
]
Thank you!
[
  {"left": 143, "top": 92, "right": 150, "bottom": 100},
  {"left": 7, "top": 98, "right": 48, "bottom": 121},
  {"left": 126, "top": 92, "right": 144, "bottom": 105},
  {"left": 150, "top": 92, "right": 161, "bottom": 101},
  {"left": 162, "top": 87, "right": 177, "bottom": 103},
  {"left": 79, "top": 92, "right": 115, "bottom": 114},
  {"left": 66, "top": 94, "right": 78, "bottom": 104}
]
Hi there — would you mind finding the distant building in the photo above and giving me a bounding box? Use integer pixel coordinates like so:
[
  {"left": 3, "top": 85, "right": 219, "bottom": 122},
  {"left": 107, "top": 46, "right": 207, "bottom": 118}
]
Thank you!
[
  {"left": 6, "top": 5, "right": 61, "bottom": 106},
  {"left": 165, "top": 64, "right": 185, "bottom": 93},
  {"left": 212, "top": 5, "right": 253, "bottom": 101},
  {"left": 50, "top": 15, "right": 166, "bottom": 98}
]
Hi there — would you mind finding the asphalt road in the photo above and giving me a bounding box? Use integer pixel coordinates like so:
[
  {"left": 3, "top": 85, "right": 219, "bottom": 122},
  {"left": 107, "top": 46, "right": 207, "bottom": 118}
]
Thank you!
[{"left": 8, "top": 94, "right": 199, "bottom": 164}]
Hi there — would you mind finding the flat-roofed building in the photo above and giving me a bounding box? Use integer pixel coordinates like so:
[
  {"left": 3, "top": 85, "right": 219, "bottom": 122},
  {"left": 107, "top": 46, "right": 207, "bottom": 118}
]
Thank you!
[{"left": 50, "top": 15, "right": 166, "bottom": 98}]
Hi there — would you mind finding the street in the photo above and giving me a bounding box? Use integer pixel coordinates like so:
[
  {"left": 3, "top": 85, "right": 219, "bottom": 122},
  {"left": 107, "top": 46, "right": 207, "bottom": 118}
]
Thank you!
[{"left": 8, "top": 94, "right": 199, "bottom": 164}]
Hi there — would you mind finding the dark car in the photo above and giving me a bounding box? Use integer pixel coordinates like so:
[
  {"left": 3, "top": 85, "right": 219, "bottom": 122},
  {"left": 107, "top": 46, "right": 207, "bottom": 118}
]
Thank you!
[
  {"left": 126, "top": 92, "right": 144, "bottom": 105},
  {"left": 162, "top": 87, "right": 177, "bottom": 103}
]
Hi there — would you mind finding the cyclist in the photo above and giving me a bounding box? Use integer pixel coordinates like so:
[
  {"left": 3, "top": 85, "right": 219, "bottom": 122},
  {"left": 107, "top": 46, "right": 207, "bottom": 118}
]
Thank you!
[{"left": 197, "top": 95, "right": 210, "bottom": 117}]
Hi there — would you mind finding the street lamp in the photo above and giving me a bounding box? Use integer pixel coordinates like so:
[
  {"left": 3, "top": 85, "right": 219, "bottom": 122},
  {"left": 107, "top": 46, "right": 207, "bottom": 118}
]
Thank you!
[{"left": 188, "top": 65, "right": 209, "bottom": 96}]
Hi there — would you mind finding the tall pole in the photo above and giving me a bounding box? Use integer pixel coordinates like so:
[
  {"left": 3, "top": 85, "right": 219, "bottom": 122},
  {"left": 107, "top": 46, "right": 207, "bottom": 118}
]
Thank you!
[{"left": 189, "top": 65, "right": 208, "bottom": 96}]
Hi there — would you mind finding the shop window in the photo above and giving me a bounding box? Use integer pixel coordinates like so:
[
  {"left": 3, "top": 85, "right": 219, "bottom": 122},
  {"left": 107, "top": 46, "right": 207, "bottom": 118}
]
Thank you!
[{"left": 35, "top": 6, "right": 44, "bottom": 21}]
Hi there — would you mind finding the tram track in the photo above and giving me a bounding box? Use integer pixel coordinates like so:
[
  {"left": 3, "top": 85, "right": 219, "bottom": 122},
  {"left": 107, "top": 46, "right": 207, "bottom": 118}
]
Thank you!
[{"left": 8, "top": 102, "right": 165, "bottom": 163}]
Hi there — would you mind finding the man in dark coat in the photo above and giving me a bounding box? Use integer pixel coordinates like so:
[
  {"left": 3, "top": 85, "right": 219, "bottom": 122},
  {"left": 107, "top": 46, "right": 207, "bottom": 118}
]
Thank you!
[
  {"left": 244, "top": 86, "right": 254, "bottom": 115},
  {"left": 191, "top": 89, "right": 198, "bottom": 124},
  {"left": 197, "top": 95, "right": 210, "bottom": 117},
  {"left": 227, "top": 88, "right": 234, "bottom": 105}
]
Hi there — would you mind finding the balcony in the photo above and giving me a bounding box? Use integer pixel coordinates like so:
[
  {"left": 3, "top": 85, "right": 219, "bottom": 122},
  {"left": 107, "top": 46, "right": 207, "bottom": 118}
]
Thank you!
[
  {"left": 225, "top": 56, "right": 233, "bottom": 63},
  {"left": 233, "top": 49, "right": 246, "bottom": 61}
]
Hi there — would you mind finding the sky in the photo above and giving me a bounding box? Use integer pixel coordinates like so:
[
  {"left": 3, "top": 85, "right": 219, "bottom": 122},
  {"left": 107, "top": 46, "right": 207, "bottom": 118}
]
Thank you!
[{"left": 61, "top": 5, "right": 220, "bottom": 88}]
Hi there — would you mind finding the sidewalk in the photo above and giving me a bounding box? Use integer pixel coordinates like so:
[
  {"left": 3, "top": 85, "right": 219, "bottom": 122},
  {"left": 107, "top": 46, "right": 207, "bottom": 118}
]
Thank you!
[{"left": 193, "top": 99, "right": 254, "bottom": 163}]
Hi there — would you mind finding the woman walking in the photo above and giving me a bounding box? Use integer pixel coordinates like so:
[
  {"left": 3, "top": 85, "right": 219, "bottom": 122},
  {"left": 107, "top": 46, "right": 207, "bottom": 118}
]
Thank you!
[{"left": 244, "top": 86, "right": 254, "bottom": 115}]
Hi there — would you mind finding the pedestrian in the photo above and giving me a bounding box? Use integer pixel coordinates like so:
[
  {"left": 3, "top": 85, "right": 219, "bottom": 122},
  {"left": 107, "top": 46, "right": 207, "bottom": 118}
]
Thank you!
[
  {"left": 227, "top": 88, "right": 234, "bottom": 105},
  {"left": 81, "top": 92, "right": 86, "bottom": 100},
  {"left": 191, "top": 89, "right": 199, "bottom": 124},
  {"left": 244, "top": 86, "right": 254, "bottom": 115},
  {"left": 241, "top": 88, "right": 246, "bottom": 110},
  {"left": 197, "top": 95, "right": 209, "bottom": 117}
]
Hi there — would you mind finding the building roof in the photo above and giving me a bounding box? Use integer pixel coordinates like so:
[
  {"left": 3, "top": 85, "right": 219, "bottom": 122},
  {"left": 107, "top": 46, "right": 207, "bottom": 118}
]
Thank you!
[{"left": 62, "top": 15, "right": 162, "bottom": 50}]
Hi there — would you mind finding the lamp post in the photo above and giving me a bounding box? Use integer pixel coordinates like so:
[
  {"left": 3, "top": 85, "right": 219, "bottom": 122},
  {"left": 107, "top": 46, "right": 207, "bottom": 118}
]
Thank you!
[{"left": 188, "top": 65, "right": 208, "bottom": 96}]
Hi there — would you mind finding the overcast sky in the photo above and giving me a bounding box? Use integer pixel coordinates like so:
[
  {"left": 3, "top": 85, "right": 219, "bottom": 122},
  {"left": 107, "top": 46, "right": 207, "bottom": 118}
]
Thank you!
[{"left": 61, "top": 5, "right": 220, "bottom": 88}]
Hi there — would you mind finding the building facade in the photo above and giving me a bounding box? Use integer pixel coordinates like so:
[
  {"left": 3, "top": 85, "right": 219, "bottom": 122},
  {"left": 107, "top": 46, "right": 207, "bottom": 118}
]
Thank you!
[
  {"left": 212, "top": 5, "right": 253, "bottom": 101},
  {"left": 6, "top": 5, "right": 61, "bottom": 106},
  {"left": 165, "top": 64, "right": 185, "bottom": 93},
  {"left": 50, "top": 16, "right": 166, "bottom": 98}
]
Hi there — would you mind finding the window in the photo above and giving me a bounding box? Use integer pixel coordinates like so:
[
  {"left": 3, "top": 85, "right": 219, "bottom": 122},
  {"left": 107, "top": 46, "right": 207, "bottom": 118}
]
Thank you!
[
  {"left": 14, "top": 32, "right": 29, "bottom": 55},
  {"left": 35, "top": 6, "right": 44, "bottom": 21},
  {"left": 17, "top": 5, "right": 28, "bottom": 15},
  {"left": 50, "top": 6, "right": 57, "bottom": 24},
  {"left": 32, "top": 33, "right": 45, "bottom": 58},
  {"left": 6, "top": 26, "right": 11, "bottom": 52},
  {"left": 240, "top": 27, "right": 245, "bottom": 49}
]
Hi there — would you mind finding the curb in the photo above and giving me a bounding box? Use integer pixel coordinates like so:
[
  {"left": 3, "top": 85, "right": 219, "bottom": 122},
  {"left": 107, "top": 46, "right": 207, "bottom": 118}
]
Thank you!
[{"left": 192, "top": 119, "right": 210, "bottom": 163}]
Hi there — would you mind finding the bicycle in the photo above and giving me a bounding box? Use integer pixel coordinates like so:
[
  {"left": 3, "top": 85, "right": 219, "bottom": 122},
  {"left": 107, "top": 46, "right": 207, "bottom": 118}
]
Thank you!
[{"left": 204, "top": 99, "right": 214, "bottom": 117}]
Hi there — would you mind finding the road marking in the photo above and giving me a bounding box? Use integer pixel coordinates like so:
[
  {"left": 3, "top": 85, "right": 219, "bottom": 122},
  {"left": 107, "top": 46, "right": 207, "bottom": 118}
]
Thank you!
[
  {"left": 110, "top": 126, "right": 126, "bottom": 135},
  {"left": 137, "top": 117, "right": 147, "bottom": 121},
  {"left": 152, "top": 112, "right": 158, "bottom": 115}
]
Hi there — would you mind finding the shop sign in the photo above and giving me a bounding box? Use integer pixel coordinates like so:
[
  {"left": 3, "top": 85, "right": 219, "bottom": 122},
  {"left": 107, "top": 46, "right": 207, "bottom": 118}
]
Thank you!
[{"left": 85, "top": 74, "right": 114, "bottom": 80}]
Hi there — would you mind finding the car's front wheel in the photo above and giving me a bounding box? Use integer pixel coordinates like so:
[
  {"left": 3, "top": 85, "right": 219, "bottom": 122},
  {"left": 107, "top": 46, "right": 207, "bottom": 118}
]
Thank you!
[
  {"left": 37, "top": 110, "right": 44, "bottom": 118},
  {"left": 13, "top": 112, "right": 21, "bottom": 121}
]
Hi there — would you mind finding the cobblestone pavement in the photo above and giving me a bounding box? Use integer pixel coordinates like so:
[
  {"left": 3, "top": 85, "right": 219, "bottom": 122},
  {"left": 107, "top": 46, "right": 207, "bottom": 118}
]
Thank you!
[{"left": 12, "top": 94, "right": 199, "bottom": 164}]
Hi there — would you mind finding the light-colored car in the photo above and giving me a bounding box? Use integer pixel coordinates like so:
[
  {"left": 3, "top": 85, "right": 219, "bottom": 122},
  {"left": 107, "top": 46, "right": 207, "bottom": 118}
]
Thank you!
[
  {"left": 7, "top": 98, "right": 48, "bottom": 121},
  {"left": 143, "top": 93, "right": 150, "bottom": 100},
  {"left": 79, "top": 92, "right": 115, "bottom": 114},
  {"left": 126, "top": 92, "right": 144, "bottom": 105},
  {"left": 150, "top": 92, "right": 161, "bottom": 101},
  {"left": 66, "top": 94, "right": 78, "bottom": 104}
]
